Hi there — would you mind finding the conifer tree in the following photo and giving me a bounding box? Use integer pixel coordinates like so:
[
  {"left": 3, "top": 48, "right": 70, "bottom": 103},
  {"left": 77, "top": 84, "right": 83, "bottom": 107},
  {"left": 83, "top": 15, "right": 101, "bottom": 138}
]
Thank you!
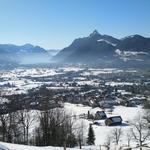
[{"left": 87, "top": 124, "right": 95, "bottom": 145}]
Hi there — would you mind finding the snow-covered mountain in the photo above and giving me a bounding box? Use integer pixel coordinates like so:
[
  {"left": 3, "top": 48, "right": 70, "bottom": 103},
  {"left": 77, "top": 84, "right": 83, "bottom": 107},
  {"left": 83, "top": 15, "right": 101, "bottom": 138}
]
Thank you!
[
  {"left": 0, "top": 44, "right": 52, "bottom": 68},
  {"left": 1, "top": 31, "right": 150, "bottom": 68},
  {"left": 0, "top": 43, "right": 47, "bottom": 54},
  {"left": 53, "top": 30, "right": 150, "bottom": 67}
]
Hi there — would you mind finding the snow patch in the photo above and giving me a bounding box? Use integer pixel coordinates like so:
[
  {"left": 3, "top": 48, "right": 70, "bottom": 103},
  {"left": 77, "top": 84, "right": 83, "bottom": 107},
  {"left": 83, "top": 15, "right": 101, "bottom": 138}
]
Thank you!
[{"left": 97, "top": 39, "right": 117, "bottom": 46}]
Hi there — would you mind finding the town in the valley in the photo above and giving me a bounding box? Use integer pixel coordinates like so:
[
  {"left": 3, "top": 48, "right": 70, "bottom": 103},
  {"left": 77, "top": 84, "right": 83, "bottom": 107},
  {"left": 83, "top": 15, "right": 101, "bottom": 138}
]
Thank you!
[{"left": 0, "top": 66, "right": 150, "bottom": 149}]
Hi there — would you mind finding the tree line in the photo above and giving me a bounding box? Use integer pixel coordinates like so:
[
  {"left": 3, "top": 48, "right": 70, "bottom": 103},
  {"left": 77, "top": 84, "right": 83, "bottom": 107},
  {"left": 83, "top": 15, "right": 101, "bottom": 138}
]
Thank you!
[{"left": 0, "top": 107, "right": 96, "bottom": 149}]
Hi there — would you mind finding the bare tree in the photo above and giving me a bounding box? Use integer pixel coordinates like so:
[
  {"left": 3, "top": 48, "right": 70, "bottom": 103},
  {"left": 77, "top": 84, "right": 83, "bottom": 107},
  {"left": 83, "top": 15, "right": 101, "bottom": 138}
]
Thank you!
[
  {"left": 0, "top": 114, "right": 9, "bottom": 142},
  {"left": 75, "top": 120, "right": 86, "bottom": 149},
  {"left": 34, "top": 108, "right": 77, "bottom": 147},
  {"left": 126, "top": 130, "right": 132, "bottom": 147},
  {"left": 111, "top": 128, "right": 123, "bottom": 145},
  {"left": 131, "top": 115, "right": 150, "bottom": 150},
  {"left": 18, "top": 109, "right": 35, "bottom": 145},
  {"left": 0, "top": 110, "right": 36, "bottom": 145},
  {"left": 0, "top": 111, "right": 21, "bottom": 143},
  {"left": 104, "top": 135, "right": 111, "bottom": 150}
]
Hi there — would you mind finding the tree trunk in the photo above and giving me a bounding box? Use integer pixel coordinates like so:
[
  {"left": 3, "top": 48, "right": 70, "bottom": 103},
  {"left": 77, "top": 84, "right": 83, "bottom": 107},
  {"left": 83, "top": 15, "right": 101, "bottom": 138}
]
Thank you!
[
  {"left": 27, "top": 126, "right": 29, "bottom": 145},
  {"left": 79, "top": 138, "right": 82, "bottom": 149},
  {"left": 64, "top": 140, "right": 66, "bottom": 150}
]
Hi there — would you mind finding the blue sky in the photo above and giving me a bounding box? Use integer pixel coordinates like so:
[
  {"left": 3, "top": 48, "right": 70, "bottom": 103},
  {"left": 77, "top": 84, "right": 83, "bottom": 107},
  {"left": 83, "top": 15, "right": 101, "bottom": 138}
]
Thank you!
[{"left": 0, "top": 0, "right": 150, "bottom": 49}]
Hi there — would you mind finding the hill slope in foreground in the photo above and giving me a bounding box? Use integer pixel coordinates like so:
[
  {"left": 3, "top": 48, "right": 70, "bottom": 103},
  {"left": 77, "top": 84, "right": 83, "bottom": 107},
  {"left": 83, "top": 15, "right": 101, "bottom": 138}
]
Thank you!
[{"left": 0, "top": 103, "right": 148, "bottom": 150}]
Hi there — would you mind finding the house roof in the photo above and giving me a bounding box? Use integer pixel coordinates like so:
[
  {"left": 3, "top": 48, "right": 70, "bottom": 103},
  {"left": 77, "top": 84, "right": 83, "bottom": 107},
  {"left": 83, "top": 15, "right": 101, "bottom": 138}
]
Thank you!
[
  {"left": 96, "top": 111, "right": 106, "bottom": 116},
  {"left": 108, "top": 116, "right": 122, "bottom": 123}
]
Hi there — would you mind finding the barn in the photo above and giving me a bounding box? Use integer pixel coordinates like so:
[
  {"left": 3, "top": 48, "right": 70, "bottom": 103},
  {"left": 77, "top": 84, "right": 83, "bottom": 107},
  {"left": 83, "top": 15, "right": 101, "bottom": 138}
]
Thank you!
[
  {"left": 95, "top": 111, "right": 107, "bottom": 120},
  {"left": 105, "top": 116, "right": 122, "bottom": 126}
]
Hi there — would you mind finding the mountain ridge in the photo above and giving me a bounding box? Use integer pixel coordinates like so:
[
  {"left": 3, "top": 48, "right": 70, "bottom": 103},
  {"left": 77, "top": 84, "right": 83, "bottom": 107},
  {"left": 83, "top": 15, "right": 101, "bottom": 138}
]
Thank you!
[
  {"left": 0, "top": 43, "right": 47, "bottom": 54},
  {"left": 53, "top": 30, "right": 150, "bottom": 66},
  {"left": 0, "top": 43, "right": 52, "bottom": 68}
]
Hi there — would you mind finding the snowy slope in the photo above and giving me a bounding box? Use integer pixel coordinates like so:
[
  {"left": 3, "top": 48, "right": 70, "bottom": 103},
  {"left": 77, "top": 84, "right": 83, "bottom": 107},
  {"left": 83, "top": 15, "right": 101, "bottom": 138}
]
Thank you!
[
  {"left": 0, "top": 142, "right": 81, "bottom": 150},
  {"left": 64, "top": 103, "right": 143, "bottom": 146},
  {"left": 0, "top": 103, "right": 147, "bottom": 150}
]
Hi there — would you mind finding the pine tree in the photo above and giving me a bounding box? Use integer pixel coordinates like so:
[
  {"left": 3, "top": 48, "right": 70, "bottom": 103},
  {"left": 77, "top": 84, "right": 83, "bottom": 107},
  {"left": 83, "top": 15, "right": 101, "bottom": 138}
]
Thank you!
[{"left": 87, "top": 124, "right": 95, "bottom": 145}]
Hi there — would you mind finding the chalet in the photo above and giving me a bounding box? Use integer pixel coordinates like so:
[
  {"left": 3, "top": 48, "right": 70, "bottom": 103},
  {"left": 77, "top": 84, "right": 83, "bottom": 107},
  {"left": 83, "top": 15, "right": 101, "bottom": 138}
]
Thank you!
[
  {"left": 95, "top": 111, "right": 107, "bottom": 120},
  {"left": 105, "top": 116, "right": 122, "bottom": 126}
]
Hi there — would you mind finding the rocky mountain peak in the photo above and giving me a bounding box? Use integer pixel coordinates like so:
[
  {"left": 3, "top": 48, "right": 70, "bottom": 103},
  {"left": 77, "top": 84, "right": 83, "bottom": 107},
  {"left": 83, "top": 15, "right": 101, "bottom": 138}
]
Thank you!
[{"left": 89, "top": 30, "right": 101, "bottom": 37}]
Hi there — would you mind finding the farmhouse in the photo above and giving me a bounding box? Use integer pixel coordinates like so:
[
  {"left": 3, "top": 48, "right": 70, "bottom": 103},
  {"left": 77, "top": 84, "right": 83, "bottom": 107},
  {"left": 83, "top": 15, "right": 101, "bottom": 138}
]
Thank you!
[
  {"left": 105, "top": 116, "right": 122, "bottom": 126},
  {"left": 95, "top": 111, "right": 107, "bottom": 120}
]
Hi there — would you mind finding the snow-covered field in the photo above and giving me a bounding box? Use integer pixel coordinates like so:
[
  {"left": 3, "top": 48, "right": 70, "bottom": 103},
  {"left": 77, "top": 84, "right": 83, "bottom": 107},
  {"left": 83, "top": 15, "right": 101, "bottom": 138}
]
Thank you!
[
  {"left": 0, "top": 142, "right": 81, "bottom": 150},
  {"left": 0, "top": 67, "right": 139, "bottom": 95},
  {"left": 0, "top": 67, "right": 149, "bottom": 149},
  {"left": 0, "top": 103, "right": 148, "bottom": 150},
  {"left": 65, "top": 103, "right": 143, "bottom": 145}
]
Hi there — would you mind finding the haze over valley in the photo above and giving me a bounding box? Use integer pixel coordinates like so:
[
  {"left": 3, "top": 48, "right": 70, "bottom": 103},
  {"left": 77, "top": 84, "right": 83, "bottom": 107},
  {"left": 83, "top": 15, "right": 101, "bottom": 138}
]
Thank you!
[{"left": 0, "top": 30, "right": 150, "bottom": 69}]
